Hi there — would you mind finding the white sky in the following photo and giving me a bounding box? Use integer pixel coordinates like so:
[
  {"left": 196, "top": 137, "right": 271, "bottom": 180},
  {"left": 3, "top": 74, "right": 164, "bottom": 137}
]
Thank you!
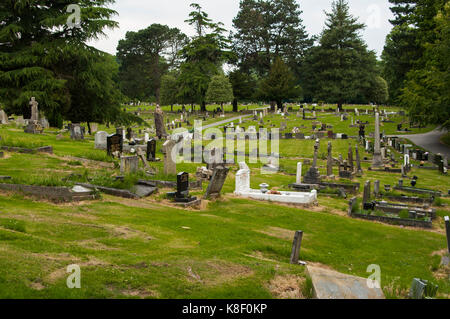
[{"left": 89, "top": 0, "right": 394, "bottom": 58}]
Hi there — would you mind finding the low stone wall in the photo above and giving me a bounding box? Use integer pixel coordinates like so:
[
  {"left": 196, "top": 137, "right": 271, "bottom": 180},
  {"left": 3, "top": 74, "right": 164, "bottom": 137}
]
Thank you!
[
  {"left": 394, "top": 186, "right": 442, "bottom": 197},
  {"left": 76, "top": 183, "right": 139, "bottom": 199},
  {"left": 1, "top": 145, "right": 53, "bottom": 154},
  {"left": 319, "top": 182, "right": 360, "bottom": 194},
  {"left": 0, "top": 183, "right": 94, "bottom": 202},
  {"left": 350, "top": 212, "right": 432, "bottom": 229}
]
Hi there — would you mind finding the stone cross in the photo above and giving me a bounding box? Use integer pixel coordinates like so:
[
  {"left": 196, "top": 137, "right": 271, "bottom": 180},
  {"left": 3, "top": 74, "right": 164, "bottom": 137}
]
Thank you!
[
  {"left": 372, "top": 112, "right": 383, "bottom": 169},
  {"left": 30, "top": 97, "right": 39, "bottom": 122}
]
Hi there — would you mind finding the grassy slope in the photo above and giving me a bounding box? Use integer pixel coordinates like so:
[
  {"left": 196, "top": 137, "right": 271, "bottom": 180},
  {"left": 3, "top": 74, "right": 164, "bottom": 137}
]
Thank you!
[
  {"left": 0, "top": 194, "right": 447, "bottom": 299},
  {"left": 0, "top": 105, "right": 448, "bottom": 299}
]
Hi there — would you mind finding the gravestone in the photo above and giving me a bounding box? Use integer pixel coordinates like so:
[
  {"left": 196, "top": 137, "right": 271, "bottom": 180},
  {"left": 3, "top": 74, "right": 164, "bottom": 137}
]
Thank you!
[
  {"left": 303, "top": 139, "right": 321, "bottom": 184},
  {"left": 372, "top": 113, "right": 383, "bottom": 169},
  {"left": 69, "top": 123, "right": 84, "bottom": 140},
  {"left": 296, "top": 162, "right": 303, "bottom": 184},
  {"left": 0, "top": 110, "right": 8, "bottom": 124},
  {"left": 30, "top": 97, "right": 39, "bottom": 122},
  {"left": 348, "top": 145, "right": 354, "bottom": 172},
  {"left": 120, "top": 156, "right": 139, "bottom": 174},
  {"left": 146, "top": 139, "right": 157, "bottom": 161},
  {"left": 355, "top": 145, "right": 363, "bottom": 175},
  {"left": 374, "top": 180, "right": 380, "bottom": 197},
  {"left": 445, "top": 216, "right": 450, "bottom": 254},
  {"left": 167, "top": 172, "right": 197, "bottom": 203},
  {"left": 162, "top": 139, "right": 177, "bottom": 175},
  {"left": 290, "top": 231, "right": 304, "bottom": 265},
  {"left": 95, "top": 131, "right": 108, "bottom": 150},
  {"left": 204, "top": 165, "right": 230, "bottom": 199},
  {"left": 327, "top": 142, "right": 333, "bottom": 177},
  {"left": 155, "top": 105, "right": 167, "bottom": 139},
  {"left": 363, "top": 181, "right": 371, "bottom": 204},
  {"left": 107, "top": 133, "right": 123, "bottom": 158}
]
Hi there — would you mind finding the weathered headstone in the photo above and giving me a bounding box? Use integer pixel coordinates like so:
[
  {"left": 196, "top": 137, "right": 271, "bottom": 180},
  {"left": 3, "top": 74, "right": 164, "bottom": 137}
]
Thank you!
[
  {"left": 120, "top": 156, "right": 139, "bottom": 174},
  {"left": 363, "top": 181, "right": 371, "bottom": 204},
  {"left": 374, "top": 180, "right": 380, "bottom": 197},
  {"left": 69, "top": 123, "right": 84, "bottom": 140},
  {"left": 372, "top": 113, "right": 383, "bottom": 169},
  {"left": 348, "top": 145, "right": 354, "bottom": 172},
  {"left": 296, "top": 162, "right": 303, "bottom": 184},
  {"left": 355, "top": 145, "right": 363, "bottom": 175},
  {"left": 146, "top": 138, "right": 157, "bottom": 161},
  {"left": 303, "top": 139, "right": 321, "bottom": 184},
  {"left": 155, "top": 105, "right": 167, "bottom": 139},
  {"left": 0, "top": 110, "right": 8, "bottom": 124},
  {"left": 290, "top": 231, "right": 304, "bottom": 264},
  {"left": 327, "top": 142, "right": 333, "bottom": 177},
  {"left": 162, "top": 139, "right": 177, "bottom": 175},
  {"left": 95, "top": 131, "right": 108, "bottom": 150},
  {"left": 30, "top": 97, "right": 39, "bottom": 122},
  {"left": 204, "top": 165, "right": 230, "bottom": 199},
  {"left": 107, "top": 133, "right": 123, "bottom": 158}
]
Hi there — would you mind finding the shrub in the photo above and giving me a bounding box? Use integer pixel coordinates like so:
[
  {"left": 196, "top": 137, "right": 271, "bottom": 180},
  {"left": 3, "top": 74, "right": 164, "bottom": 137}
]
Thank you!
[{"left": 398, "top": 210, "right": 410, "bottom": 219}]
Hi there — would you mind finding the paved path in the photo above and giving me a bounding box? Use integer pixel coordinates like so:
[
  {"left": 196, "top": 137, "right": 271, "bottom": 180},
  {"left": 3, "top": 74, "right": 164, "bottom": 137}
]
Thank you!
[
  {"left": 388, "top": 128, "right": 450, "bottom": 158},
  {"left": 201, "top": 107, "right": 269, "bottom": 130}
]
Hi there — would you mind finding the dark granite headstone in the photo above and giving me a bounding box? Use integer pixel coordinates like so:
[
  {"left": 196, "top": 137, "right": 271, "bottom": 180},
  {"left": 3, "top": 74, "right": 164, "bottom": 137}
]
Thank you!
[{"left": 107, "top": 134, "right": 123, "bottom": 158}]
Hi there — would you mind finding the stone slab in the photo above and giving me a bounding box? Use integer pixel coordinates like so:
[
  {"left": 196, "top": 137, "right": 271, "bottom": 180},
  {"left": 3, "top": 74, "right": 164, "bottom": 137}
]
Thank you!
[{"left": 306, "top": 265, "right": 385, "bottom": 299}]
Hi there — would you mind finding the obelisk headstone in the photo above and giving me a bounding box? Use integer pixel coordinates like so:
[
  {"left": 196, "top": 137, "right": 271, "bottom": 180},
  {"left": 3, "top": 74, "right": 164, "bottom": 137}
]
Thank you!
[
  {"left": 327, "top": 142, "right": 333, "bottom": 177},
  {"left": 372, "top": 112, "right": 383, "bottom": 169}
]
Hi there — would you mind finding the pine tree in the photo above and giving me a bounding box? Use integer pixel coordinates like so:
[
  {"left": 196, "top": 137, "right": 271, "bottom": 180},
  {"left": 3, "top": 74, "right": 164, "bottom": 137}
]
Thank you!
[
  {"left": 205, "top": 75, "right": 234, "bottom": 112},
  {"left": 0, "top": 0, "right": 120, "bottom": 127},
  {"left": 258, "top": 57, "right": 299, "bottom": 110},
  {"left": 304, "top": 0, "right": 378, "bottom": 111}
]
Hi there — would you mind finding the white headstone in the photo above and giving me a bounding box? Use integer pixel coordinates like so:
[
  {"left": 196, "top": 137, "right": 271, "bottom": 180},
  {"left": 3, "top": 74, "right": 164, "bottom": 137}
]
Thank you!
[
  {"left": 95, "top": 131, "right": 108, "bottom": 150},
  {"left": 296, "top": 162, "right": 303, "bottom": 184}
]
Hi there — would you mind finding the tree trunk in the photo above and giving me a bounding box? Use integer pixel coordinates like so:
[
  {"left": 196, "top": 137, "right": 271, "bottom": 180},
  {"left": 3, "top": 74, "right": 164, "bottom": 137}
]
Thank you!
[
  {"left": 270, "top": 101, "right": 276, "bottom": 112},
  {"left": 87, "top": 122, "right": 91, "bottom": 135},
  {"left": 277, "top": 100, "right": 283, "bottom": 111},
  {"left": 338, "top": 102, "right": 343, "bottom": 112},
  {"left": 171, "top": 104, "right": 173, "bottom": 112},
  {"left": 232, "top": 98, "right": 238, "bottom": 113},
  {"left": 220, "top": 102, "right": 224, "bottom": 114},
  {"left": 201, "top": 101, "right": 206, "bottom": 112}
]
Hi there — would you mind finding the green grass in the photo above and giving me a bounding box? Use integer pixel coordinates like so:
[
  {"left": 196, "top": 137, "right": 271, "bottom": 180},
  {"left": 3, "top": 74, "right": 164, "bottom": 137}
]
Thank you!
[{"left": 0, "top": 104, "right": 448, "bottom": 299}]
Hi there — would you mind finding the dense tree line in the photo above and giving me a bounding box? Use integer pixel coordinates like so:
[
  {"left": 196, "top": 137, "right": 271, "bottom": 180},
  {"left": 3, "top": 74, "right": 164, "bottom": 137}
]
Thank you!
[
  {"left": 119, "top": 1, "right": 387, "bottom": 115},
  {"left": 0, "top": 0, "right": 141, "bottom": 128},
  {"left": 4, "top": 0, "right": 447, "bottom": 128},
  {"left": 382, "top": 0, "right": 449, "bottom": 128}
]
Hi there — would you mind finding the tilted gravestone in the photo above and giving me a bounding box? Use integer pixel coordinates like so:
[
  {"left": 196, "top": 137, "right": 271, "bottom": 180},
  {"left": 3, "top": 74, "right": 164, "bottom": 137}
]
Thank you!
[{"left": 204, "top": 165, "right": 229, "bottom": 199}]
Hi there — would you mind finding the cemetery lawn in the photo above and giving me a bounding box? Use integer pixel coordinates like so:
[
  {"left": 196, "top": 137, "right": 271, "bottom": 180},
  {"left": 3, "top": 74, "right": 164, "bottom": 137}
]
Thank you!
[
  {"left": 0, "top": 105, "right": 449, "bottom": 299},
  {"left": 0, "top": 192, "right": 449, "bottom": 299}
]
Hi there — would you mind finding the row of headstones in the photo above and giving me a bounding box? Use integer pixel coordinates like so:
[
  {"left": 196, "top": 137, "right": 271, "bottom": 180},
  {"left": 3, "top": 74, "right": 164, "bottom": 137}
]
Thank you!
[{"left": 207, "top": 131, "right": 350, "bottom": 140}]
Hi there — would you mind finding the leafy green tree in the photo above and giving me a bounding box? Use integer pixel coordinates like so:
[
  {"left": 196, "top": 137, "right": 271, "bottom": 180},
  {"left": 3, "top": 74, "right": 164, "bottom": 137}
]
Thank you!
[
  {"left": 177, "top": 3, "right": 230, "bottom": 112},
  {"left": 205, "top": 75, "right": 234, "bottom": 112},
  {"left": 304, "top": 0, "right": 378, "bottom": 111},
  {"left": 370, "top": 76, "right": 389, "bottom": 105},
  {"left": 116, "top": 24, "right": 187, "bottom": 102},
  {"left": 0, "top": 0, "right": 122, "bottom": 127},
  {"left": 160, "top": 74, "right": 179, "bottom": 111},
  {"left": 231, "top": 0, "right": 313, "bottom": 78},
  {"left": 399, "top": 2, "right": 450, "bottom": 129},
  {"left": 229, "top": 70, "right": 257, "bottom": 112},
  {"left": 382, "top": 0, "right": 446, "bottom": 103},
  {"left": 257, "top": 57, "right": 299, "bottom": 110}
]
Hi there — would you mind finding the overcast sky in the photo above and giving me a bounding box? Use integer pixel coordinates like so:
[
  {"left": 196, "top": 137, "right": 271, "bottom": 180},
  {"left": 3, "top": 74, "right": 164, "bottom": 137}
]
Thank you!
[{"left": 89, "top": 0, "right": 394, "bottom": 58}]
